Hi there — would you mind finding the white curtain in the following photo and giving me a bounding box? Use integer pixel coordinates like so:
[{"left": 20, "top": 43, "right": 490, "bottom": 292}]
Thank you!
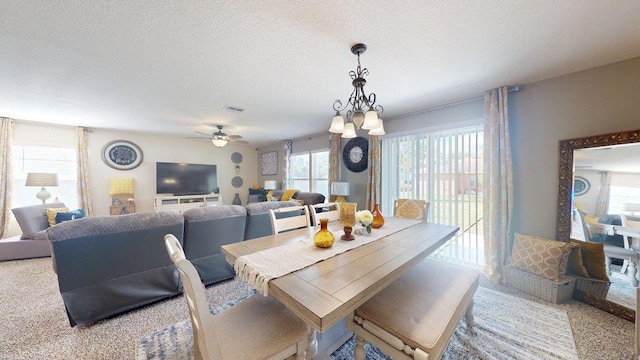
[
  {"left": 76, "top": 127, "right": 93, "bottom": 216},
  {"left": 282, "top": 140, "right": 292, "bottom": 190},
  {"left": 0, "top": 118, "right": 13, "bottom": 238},
  {"left": 483, "top": 87, "right": 513, "bottom": 283},
  {"left": 595, "top": 171, "right": 611, "bottom": 217}
]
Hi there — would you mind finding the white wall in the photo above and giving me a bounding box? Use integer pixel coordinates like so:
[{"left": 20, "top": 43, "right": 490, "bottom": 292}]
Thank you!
[{"left": 11, "top": 123, "right": 258, "bottom": 219}]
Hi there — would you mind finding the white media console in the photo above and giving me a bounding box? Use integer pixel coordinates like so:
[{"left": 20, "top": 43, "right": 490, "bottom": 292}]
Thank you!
[{"left": 154, "top": 194, "right": 223, "bottom": 212}]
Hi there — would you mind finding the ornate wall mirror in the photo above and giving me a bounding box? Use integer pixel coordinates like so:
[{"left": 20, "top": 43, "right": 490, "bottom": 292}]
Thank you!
[{"left": 557, "top": 129, "right": 640, "bottom": 320}]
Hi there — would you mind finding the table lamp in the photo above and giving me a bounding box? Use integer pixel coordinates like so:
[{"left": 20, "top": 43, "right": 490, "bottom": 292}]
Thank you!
[
  {"left": 331, "top": 182, "right": 350, "bottom": 203},
  {"left": 264, "top": 180, "right": 277, "bottom": 190},
  {"left": 25, "top": 173, "right": 58, "bottom": 204}
]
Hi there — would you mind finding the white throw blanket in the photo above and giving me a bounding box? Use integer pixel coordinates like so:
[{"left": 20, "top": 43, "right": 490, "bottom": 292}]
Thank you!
[{"left": 234, "top": 218, "right": 420, "bottom": 295}]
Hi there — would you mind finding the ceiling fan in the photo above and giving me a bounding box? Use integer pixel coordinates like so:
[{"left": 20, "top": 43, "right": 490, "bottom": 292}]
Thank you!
[{"left": 191, "top": 125, "right": 248, "bottom": 147}]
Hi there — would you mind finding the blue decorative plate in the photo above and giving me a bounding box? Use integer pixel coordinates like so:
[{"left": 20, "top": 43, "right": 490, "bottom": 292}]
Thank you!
[
  {"left": 231, "top": 176, "right": 243, "bottom": 188},
  {"left": 231, "top": 152, "right": 243, "bottom": 164}
]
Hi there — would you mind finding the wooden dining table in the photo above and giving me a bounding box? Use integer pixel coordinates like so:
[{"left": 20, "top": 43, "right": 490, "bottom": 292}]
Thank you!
[{"left": 221, "top": 218, "right": 458, "bottom": 359}]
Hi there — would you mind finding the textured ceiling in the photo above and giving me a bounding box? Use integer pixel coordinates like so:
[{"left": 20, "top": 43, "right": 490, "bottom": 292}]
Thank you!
[{"left": 2, "top": 1, "right": 640, "bottom": 147}]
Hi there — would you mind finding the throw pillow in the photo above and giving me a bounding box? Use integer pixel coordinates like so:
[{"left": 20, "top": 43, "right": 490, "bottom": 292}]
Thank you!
[
  {"left": 55, "top": 209, "right": 86, "bottom": 224},
  {"left": 508, "top": 233, "right": 573, "bottom": 281},
  {"left": 46, "top": 207, "right": 69, "bottom": 227},
  {"left": 281, "top": 189, "right": 299, "bottom": 201},
  {"left": 566, "top": 243, "right": 590, "bottom": 278},
  {"left": 570, "top": 239, "right": 609, "bottom": 281}
]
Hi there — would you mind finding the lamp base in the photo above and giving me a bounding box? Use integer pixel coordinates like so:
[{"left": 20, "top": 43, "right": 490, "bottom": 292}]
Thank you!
[
  {"left": 36, "top": 187, "right": 51, "bottom": 204},
  {"left": 335, "top": 196, "right": 347, "bottom": 203}
]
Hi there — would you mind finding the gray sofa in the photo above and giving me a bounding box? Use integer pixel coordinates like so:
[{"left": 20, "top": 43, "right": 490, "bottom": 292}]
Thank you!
[
  {"left": 47, "top": 211, "right": 185, "bottom": 327},
  {"left": 182, "top": 205, "right": 246, "bottom": 285},
  {"left": 0, "top": 202, "right": 66, "bottom": 261},
  {"left": 244, "top": 201, "right": 299, "bottom": 240}
]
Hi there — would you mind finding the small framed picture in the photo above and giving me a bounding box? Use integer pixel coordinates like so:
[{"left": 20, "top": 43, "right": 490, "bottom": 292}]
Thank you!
[
  {"left": 261, "top": 151, "right": 278, "bottom": 175},
  {"left": 102, "top": 140, "right": 144, "bottom": 170}
]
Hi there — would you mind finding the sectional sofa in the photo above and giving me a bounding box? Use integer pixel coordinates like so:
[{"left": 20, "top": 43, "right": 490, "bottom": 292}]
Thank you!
[{"left": 45, "top": 201, "right": 302, "bottom": 326}]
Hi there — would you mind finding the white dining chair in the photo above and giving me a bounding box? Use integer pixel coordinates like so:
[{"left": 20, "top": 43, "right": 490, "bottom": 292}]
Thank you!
[
  {"left": 164, "top": 234, "right": 310, "bottom": 360},
  {"left": 269, "top": 205, "right": 311, "bottom": 234},
  {"left": 309, "top": 202, "right": 340, "bottom": 226}
]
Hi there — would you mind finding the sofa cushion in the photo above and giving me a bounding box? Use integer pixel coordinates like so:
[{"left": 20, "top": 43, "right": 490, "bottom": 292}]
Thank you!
[
  {"left": 55, "top": 209, "right": 86, "bottom": 224},
  {"left": 47, "top": 206, "right": 70, "bottom": 227},
  {"left": 293, "top": 192, "right": 326, "bottom": 206},
  {"left": 508, "top": 233, "right": 573, "bottom": 281},
  {"left": 12, "top": 202, "right": 65, "bottom": 239}
]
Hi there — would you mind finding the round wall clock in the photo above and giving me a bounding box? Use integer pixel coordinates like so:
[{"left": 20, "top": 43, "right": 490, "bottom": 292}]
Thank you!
[
  {"left": 101, "top": 140, "right": 143, "bottom": 170},
  {"left": 343, "top": 136, "right": 368, "bottom": 173},
  {"left": 573, "top": 176, "right": 590, "bottom": 196}
]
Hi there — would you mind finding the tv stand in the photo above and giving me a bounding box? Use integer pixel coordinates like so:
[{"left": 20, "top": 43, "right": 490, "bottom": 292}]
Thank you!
[{"left": 154, "top": 193, "right": 223, "bottom": 212}]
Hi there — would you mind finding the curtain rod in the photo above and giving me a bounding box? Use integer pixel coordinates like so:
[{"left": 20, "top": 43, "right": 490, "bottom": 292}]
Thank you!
[{"left": 386, "top": 85, "right": 521, "bottom": 121}]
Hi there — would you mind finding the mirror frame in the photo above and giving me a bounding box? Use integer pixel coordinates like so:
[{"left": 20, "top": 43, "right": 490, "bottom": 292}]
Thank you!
[{"left": 556, "top": 128, "right": 640, "bottom": 321}]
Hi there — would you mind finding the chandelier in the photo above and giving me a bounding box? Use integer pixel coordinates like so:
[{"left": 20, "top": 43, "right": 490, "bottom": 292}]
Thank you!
[{"left": 329, "top": 43, "right": 385, "bottom": 138}]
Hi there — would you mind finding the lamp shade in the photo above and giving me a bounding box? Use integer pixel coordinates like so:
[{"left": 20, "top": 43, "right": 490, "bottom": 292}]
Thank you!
[
  {"left": 264, "top": 180, "right": 277, "bottom": 190},
  {"left": 341, "top": 123, "right": 357, "bottom": 138},
  {"left": 368, "top": 118, "right": 385, "bottom": 136},
  {"left": 331, "top": 182, "right": 350, "bottom": 196},
  {"left": 362, "top": 110, "right": 379, "bottom": 130},
  {"left": 329, "top": 112, "right": 345, "bottom": 133},
  {"left": 25, "top": 173, "right": 58, "bottom": 187},
  {"left": 211, "top": 138, "right": 228, "bottom": 147}
]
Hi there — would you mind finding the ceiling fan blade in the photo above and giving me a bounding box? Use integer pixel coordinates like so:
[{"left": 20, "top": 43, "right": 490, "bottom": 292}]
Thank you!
[
  {"left": 230, "top": 139, "right": 250, "bottom": 144},
  {"left": 187, "top": 136, "right": 211, "bottom": 140},
  {"left": 228, "top": 135, "right": 243, "bottom": 140},
  {"left": 194, "top": 131, "right": 212, "bottom": 136}
]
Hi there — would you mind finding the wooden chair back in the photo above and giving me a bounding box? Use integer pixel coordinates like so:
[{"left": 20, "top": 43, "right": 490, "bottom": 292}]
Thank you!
[
  {"left": 393, "top": 199, "right": 430, "bottom": 222},
  {"left": 309, "top": 202, "right": 340, "bottom": 226},
  {"left": 269, "top": 205, "right": 311, "bottom": 234}
]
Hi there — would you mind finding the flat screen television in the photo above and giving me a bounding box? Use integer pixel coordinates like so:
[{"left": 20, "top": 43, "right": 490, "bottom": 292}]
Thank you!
[{"left": 156, "top": 162, "right": 218, "bottom": 196}]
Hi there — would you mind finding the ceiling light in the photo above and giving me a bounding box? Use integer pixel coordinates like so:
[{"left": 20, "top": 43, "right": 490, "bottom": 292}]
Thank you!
[
  {"left": 211, "top": 137, "right": 228, "bottom": 147},
  {"left": 329, "top": 43, "right": 384, "bottom": 138}
]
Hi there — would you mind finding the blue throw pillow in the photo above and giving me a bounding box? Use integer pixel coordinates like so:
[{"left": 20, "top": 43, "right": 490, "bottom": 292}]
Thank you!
[
  {"left": 248, "top": 188, "right": 261, "bottom": 195},
  {"left": 55, "top": 209, "right": 86, "bottom": 224}
]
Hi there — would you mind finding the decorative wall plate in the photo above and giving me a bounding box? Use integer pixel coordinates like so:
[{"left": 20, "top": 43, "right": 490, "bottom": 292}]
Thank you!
[
  {"left": 101, "top": 140, "right": 143, "bottom": 170},
  {"left": 343, "top": 136, "right": 368, "bottom": 173},
  {"left": 231, "top": 176, "right": 243, "bottom": 188},
  {"left": 231, "top": 152, "right": 243, "bottom": 164},
  {"left": 573, "top": 176, "right": 590, "bottom": 196}
]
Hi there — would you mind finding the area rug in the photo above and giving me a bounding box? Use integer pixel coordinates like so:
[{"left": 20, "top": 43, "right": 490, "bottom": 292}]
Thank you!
[
  {"left": 606, "top": 265, "right": 635, "bottom": 309},
  {"left": 136, "top": 287, "right": 579, "bottom": 360}
]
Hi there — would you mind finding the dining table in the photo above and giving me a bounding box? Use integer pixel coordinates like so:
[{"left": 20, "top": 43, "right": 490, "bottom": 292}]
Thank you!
[{"left": 221, "top": 217, "right": 458, "bottom": 359}]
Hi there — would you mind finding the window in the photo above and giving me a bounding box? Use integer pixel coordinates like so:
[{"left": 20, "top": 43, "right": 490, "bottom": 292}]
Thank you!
[
  {"left": 290, "top": 150, "right": 329, "bottom": 198},
  {"left": 381, "top": 124, "right": 484, "bottom": 266},
  {"left": 11, "top": 145, "right": 78, "bottom": 209}
]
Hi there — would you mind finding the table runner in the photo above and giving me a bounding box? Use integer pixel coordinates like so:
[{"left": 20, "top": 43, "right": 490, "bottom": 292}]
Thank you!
[{"left": 234, "top": 218, "right": 420, "bottom": 295}]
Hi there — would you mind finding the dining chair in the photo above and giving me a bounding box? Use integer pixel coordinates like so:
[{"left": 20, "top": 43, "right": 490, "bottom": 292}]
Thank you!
[
  {"left": 393, "top": 199, "right": 430, "bottom": 222},
  {"left": 309, "top": 202, "right": 340, "bottom": 226},
  {"left": 268, "top": 205, "right": 311, "bottom": 234},
  {"left": 164, "top": 234, "right": 310, "bottom": 360}
]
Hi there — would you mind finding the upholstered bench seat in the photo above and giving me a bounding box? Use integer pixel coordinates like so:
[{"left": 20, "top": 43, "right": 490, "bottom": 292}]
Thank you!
[{"left": 348, "top": 259, "right": 479, "bottom": 360}]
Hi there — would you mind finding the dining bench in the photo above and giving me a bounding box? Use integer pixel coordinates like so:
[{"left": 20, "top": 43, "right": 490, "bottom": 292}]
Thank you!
[{"left": 347, "top": 258, "right": 480, "bottom": 360}]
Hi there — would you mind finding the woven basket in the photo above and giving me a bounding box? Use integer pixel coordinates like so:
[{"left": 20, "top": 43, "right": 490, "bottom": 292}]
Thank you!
[
  {"left": 573, "top": 277, "right": 611, "bottom": 299},
  {"left": 504, "top": 266, "right": 576, "bottom": 304}
]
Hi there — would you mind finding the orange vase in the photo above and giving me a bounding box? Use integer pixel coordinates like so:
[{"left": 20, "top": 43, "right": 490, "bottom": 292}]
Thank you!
[{"left": 371, "top": 203, "right": 385, "bottom": 229}]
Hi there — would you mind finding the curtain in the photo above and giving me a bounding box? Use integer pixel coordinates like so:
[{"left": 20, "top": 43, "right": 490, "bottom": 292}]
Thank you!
[
  {"left": 365, "top": 135, "right": 381, "bottom": 211},
  {"left": 0, "top": 118, "right": 13, "bottom": 238},
  {"left": 76, "top": 127, "right": 93, "bottom": 216},
  {"left": 595, "top": 171, "right": 611, "bottom": 217},
  {"left": 282, "top": 140, "right": 292, "bottom": 190},
  {"left": 482, "top": 87, "right": 513, "bottom": 283},
  {"left": 328, "top": 134, "right": 341, "bottom": 202}
]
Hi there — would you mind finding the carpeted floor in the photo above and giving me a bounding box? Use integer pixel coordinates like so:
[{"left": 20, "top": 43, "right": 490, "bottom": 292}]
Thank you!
[
  {"left": 607, "top": 265, "right": 636, "bottom": 309},
  {"left": 136, "top": 287, "right": 578, "bottom": 359},
  {"left": 0, "top": 257, "right": 635, "bottom": 359}
]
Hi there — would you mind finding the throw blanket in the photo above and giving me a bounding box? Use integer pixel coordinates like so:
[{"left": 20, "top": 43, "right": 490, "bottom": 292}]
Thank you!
[{"left": 234, "top": 218, "right": 419, "bottom": 295}]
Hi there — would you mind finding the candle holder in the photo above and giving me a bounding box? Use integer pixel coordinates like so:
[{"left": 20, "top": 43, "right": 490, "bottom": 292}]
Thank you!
[{"left": 339, "top": 202, "right": 357, "bottom": 241}]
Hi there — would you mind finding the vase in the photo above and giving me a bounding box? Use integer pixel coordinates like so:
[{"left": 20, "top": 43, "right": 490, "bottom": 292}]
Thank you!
[
  {"left": 232, "top": 193, "right": 242, "bottom": 205},
  {"left": 314, "top": 218, "right": 335, "bottom": 248},
  {"left": 371, "top": 203, "right": 384, "bottom": 229},
  {"left": 339, "top": 202, "right": 357, "bottom": 240}
]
